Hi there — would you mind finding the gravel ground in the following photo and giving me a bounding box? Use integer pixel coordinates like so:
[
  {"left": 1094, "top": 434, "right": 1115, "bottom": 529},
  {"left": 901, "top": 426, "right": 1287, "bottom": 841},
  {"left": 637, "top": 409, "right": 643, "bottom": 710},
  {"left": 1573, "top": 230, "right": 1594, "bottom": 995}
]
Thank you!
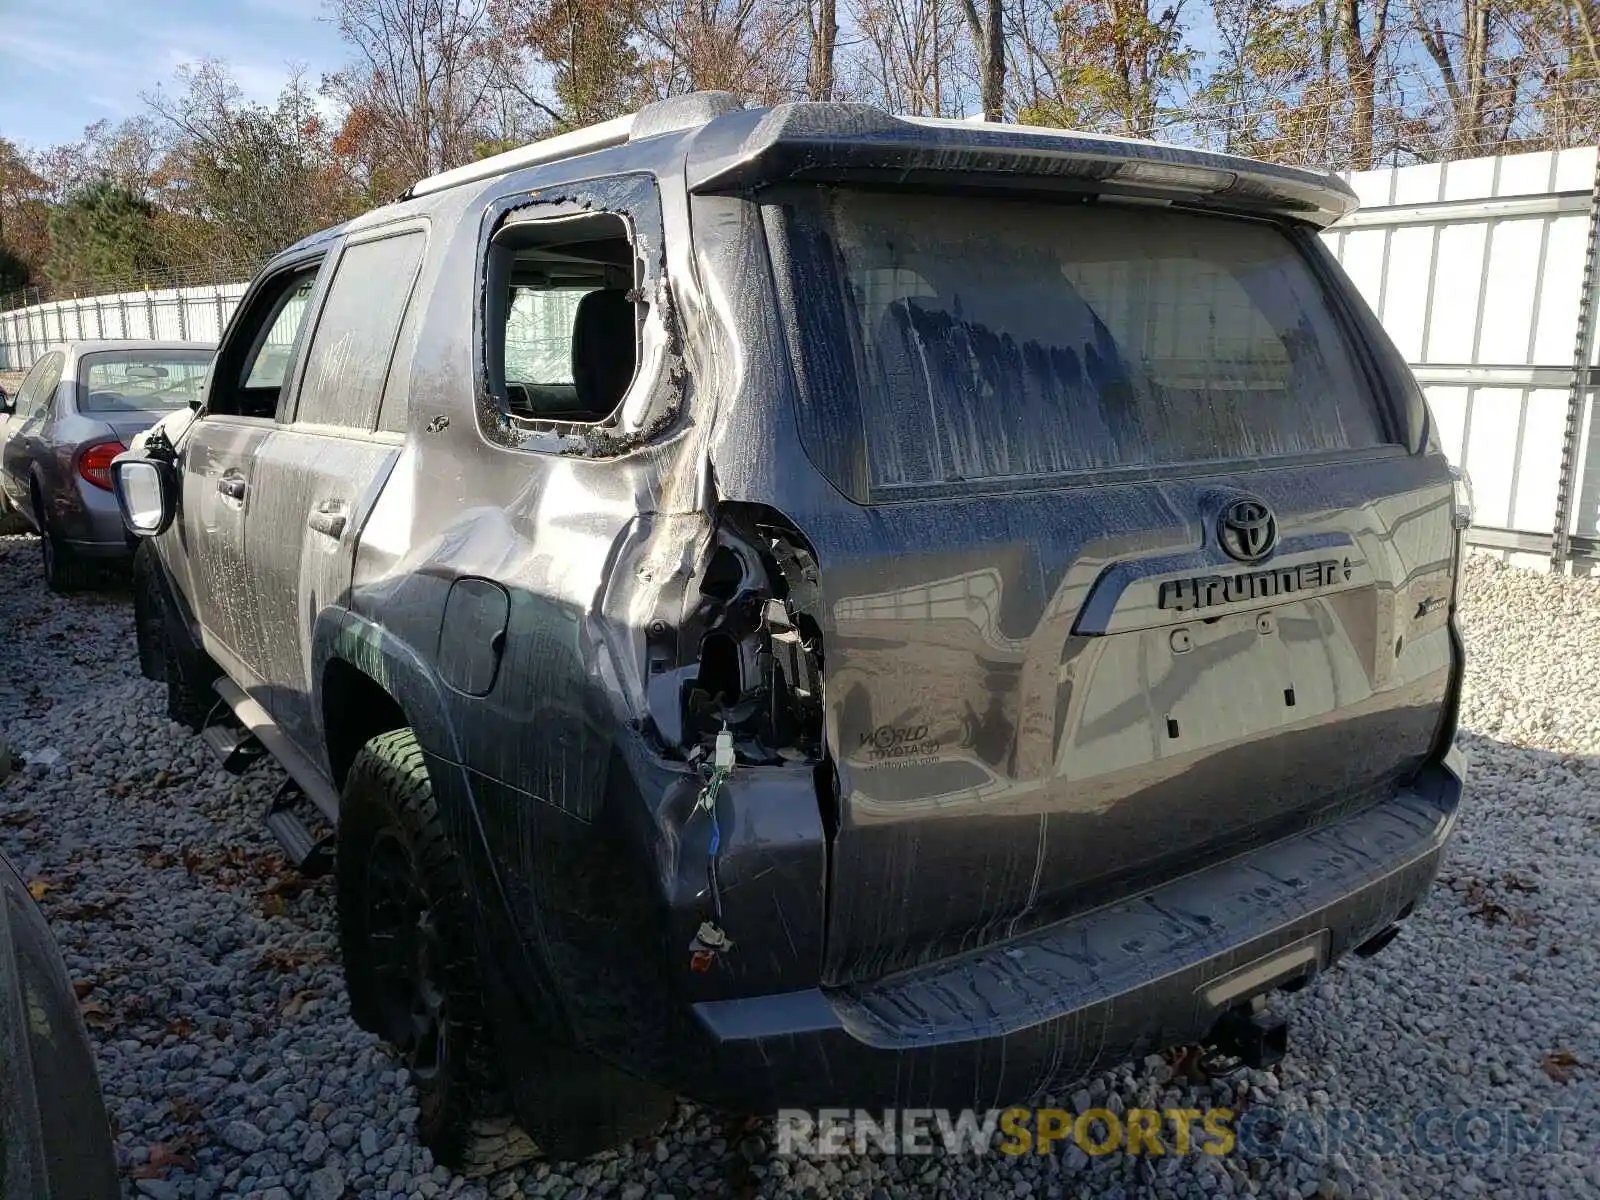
[{"left": 0, "top": 537, "right": 1595, "bottom": 1200}]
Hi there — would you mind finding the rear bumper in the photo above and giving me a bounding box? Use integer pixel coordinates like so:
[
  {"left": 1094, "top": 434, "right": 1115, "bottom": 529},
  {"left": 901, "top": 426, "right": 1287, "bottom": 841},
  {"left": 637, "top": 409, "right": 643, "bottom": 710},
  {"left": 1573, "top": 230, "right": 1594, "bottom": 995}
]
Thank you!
[
  {"left": 677, "top": 747, "right": 1465, "bottom": 1111},
  {"left": 50, "top": 478, "right": 132, "bottom": 556}
]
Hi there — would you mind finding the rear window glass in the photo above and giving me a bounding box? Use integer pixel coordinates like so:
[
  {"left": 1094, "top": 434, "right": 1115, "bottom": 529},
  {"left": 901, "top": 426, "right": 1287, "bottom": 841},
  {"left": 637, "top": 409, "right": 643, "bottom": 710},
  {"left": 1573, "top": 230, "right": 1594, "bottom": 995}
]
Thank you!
[
  {"left": 82, "top": 352, "right": 210, "bottom": 413},
  {"left": 774, "top": 190, "right": 1391, "bottom": 495}
]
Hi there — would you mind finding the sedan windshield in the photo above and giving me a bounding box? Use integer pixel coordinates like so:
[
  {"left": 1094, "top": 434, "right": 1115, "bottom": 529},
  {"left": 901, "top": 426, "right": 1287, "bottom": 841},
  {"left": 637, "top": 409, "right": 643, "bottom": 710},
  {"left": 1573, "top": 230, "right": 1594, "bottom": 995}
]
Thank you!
[{"left": 81, "top": 352, "right": 211, "bottom": 413}]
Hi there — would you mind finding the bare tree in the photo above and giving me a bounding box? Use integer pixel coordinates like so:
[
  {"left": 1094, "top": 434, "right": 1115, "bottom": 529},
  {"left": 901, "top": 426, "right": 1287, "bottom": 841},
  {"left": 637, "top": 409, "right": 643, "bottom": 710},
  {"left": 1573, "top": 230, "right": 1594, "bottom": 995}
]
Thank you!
[
  {"left": 1338, "top": 0, "right": 1389, "bottom": 167},
  {"left": 807, "top": 0, "right": 840, "bottom": 98},
  {"left": 959, "top": 0, "right": 1008, "bottom": 117},
  {"left": 489, "top": 0, "right": 648, "bottom": 128},
  {"left": 1410, "top": 0, "right": 1525, "bottom": 155},
  {"left": 849, "top": 0, "right": 969, "bottom": 114},
  {"left": 635, "top": 0, "right": 807, "bottom": 101},
  {"left": 326, "top": 0, "right": 498, "bottom": 178}
]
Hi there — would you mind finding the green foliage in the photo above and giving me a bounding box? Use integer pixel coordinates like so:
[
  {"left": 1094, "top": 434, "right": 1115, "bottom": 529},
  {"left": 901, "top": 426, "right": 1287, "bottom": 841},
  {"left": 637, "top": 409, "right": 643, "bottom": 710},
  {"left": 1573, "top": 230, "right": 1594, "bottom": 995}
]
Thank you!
[
  {"left": 1017, "top": 0, "right": 1199, "bottom": 137},
  {"left": 0, "top": 243, "right": 29, "bottom": 294},
  {"left": 150, "top": 62, "right": 357, "bottom": 263},
  {"left": 45, "top": 180, "right": 170, "bottom": 286}
]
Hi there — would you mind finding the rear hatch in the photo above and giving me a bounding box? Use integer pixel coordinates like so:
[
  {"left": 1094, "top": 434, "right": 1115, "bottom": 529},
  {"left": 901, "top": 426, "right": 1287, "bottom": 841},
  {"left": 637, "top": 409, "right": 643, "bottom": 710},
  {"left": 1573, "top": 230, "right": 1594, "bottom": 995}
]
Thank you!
[{"left": 760, "top": 188, "right": 1460, "bottom": 985}]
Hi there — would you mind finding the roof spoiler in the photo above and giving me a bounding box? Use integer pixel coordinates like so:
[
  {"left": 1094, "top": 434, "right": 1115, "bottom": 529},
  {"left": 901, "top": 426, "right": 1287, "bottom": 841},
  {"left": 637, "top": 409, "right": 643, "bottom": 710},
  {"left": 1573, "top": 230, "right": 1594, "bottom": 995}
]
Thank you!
[{"left": 684, "top": 104, "right": 1360, "bottom": 227}]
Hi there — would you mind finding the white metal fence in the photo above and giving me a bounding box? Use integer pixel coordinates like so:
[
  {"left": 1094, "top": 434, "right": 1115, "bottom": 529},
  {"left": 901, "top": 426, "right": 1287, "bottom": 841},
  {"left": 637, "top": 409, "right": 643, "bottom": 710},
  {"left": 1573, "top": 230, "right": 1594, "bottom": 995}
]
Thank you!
[
  {"left": 1323, "top": 145, "right": 1600, "bottom": 571},
  {"left": 4, "top": 145, "right": 1600, "bottom": 569},
  {"left": 0, "top": 282, "right": 249, "bottom": 371}
]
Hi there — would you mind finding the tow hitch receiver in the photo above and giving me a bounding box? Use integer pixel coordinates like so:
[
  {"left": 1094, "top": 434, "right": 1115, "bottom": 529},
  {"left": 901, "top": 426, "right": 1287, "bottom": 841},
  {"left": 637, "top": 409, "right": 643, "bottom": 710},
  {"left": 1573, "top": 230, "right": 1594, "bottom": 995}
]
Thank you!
[{"left": 1209, "top": 995, "right": 1289, "bottom": 1070}]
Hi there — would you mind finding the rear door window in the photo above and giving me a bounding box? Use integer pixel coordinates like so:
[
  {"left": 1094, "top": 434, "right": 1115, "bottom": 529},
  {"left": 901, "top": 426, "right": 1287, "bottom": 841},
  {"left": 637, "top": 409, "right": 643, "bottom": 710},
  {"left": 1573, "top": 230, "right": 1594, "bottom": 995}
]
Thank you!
[
  {"left": 296, "top": 229, "right": 427, "bottom": 431},
  {"left": 14, "top": 353, "right": 64, "bottom": 420},
  {"left": 772, "top": 190, "right": 1392, "bottom": 497}
]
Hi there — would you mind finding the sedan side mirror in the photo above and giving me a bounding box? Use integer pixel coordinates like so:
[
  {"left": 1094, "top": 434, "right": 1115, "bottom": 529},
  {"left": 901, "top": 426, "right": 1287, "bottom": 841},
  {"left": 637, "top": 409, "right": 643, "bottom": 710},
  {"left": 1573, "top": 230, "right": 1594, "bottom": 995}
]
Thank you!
[{"left": 111, "top": 456, "right": 178, "bottom": 536}]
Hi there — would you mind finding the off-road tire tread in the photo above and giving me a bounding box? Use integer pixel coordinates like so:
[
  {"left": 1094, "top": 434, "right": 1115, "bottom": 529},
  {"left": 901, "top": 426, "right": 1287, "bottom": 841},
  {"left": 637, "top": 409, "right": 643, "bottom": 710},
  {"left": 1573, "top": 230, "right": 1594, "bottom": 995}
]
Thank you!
[
  {"left": 163, "top": 631, "right": 218, "bottom": 731},
  {"left": 132, "top": 544, "right": 167, "bottom": 682},
  {"left": 337, "top": 729, "right": 537, "bottom": 1172}
]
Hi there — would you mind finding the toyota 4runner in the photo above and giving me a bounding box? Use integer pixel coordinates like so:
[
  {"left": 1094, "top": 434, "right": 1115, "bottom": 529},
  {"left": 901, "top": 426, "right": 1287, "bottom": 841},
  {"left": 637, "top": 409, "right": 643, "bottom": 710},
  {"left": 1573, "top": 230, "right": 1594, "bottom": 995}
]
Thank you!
[{"left": 113, "top": 93, "right": 1470, "bottom": 1166}]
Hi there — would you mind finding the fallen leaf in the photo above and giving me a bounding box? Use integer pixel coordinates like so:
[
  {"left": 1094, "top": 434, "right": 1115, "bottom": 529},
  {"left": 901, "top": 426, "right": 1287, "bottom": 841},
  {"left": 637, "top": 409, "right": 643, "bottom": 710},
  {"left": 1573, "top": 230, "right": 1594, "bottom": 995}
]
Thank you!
[
  {"left": 1543, "top": 1050, "right": 1583, "bottom": 1084},
  {"left": 281, "top": 989, "right": 318, "bottom": 1017},
  {"left": 128, "top": 1164, "right": 163, "bottom": 1181},
  {"left": 53, "top": 901, "right": 115, "bottom": 921},
  {"left": 264, "top": 874, "right": 310, "bottom": 899},
  {"left": 168, "top": 1097, "right": 203, "bottom": 1125},
  {"left": 148, "top": 1141, "right": 197, "bottom": 1171},
  {"left": 0, "top": 810, "right": 34, "bottom": 827},
  {"left": 259, "top": 893, "right": 287, "bottom": 918},
  {"left": 72, "top": 979, "right": 95, "bottom": 1000},
  {"left": 256, "top": 947, "right": 327, "bottom": 973},
  {"left": 1469, "top": 900, "right": 1509, "bottom": 926},
  {"left": 26, "top": 879, "right": 54, "bottom": 901},
  {"left": 79, "top": 999, "right": 112, "bottom": 1029},
  {"left": 1503, "top": 872, "right": 1541, "bottom": 894},
  {"left": 166, "top": 1016, "right": 194, "bottom": 1038}
]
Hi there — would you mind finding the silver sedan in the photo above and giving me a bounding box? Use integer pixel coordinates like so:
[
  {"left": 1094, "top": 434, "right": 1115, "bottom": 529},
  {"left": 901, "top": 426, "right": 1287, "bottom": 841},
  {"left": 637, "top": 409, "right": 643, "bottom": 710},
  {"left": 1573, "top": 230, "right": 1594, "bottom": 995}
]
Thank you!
[{"left": 0, "top": 340, "right": 213, "bottom": 590}]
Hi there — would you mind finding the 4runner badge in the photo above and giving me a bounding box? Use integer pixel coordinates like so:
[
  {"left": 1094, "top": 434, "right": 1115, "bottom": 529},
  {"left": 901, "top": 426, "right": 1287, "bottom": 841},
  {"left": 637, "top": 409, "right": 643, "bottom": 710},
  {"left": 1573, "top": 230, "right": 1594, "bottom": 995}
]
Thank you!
[{"left": 1159, "top": 557, "right": 1353, "bottom": 612}]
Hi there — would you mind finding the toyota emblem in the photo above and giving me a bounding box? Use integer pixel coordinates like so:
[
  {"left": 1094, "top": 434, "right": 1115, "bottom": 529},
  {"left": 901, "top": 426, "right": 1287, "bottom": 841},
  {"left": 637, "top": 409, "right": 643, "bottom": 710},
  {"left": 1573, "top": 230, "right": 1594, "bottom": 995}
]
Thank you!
[{"left": 1218, "top": 498, "right": 1278, "bottom": 562}]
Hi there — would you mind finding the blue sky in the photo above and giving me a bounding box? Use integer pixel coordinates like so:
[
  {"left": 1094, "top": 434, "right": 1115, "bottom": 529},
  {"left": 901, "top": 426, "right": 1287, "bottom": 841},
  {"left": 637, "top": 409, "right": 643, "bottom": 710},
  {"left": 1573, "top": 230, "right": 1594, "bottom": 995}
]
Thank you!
[{"left": 0, "top": 0, "right": 348, "bottom": 151}]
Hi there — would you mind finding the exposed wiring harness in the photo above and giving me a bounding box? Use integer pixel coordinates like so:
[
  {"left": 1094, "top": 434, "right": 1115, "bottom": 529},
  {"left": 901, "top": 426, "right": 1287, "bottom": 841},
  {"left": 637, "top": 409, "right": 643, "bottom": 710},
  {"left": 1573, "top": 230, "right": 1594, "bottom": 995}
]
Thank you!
[{"left": 688, "top": 725, "right": 736, "bottom": 971}]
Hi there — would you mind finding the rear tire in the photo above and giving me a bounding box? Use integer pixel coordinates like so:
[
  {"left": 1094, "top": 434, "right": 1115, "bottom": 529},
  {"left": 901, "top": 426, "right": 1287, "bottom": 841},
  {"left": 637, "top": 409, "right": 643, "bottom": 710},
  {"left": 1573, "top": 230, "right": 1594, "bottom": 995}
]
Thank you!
[
  {"left": 0, "top": 491, "right": 28, "bottom": 535},
  {"left": 36, "top": 493, "right": 87, "bottom": 594},
  {"left": 336, "top": 729, "right": 536, "bottom": 1172}
]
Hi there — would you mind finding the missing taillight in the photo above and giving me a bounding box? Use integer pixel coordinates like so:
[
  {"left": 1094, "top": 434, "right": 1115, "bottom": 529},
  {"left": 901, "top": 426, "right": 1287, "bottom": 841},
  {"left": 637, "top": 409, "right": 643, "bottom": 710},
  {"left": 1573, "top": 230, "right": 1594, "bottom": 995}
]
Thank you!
[
  {"left": 662, "top": 505, "right": 825, "bottom": 765},
  {"left": 78, "top": 441, "right": 127, "bottom": 491}
]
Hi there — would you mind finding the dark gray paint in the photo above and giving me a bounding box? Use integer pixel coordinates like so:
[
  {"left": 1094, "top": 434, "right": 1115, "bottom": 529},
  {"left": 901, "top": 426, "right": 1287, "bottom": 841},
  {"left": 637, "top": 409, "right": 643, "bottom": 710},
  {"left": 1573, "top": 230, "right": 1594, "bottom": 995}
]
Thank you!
[
  {"left": 132, "top": 100, "right": 1467, "bottom": 1150},
  {"left": 0, "top": 851, "right": 119, "bottom": 1199}
]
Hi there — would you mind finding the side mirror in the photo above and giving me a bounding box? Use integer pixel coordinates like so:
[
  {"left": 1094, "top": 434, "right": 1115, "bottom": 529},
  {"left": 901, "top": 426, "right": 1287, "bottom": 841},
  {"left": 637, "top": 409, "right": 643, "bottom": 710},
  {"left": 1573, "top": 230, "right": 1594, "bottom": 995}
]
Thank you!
[
  {"left": 0, "top": 386, "right": 11, "bottom": 414},
  {"left": 111, "top": 456, "right": 178, "bottom": 536}
]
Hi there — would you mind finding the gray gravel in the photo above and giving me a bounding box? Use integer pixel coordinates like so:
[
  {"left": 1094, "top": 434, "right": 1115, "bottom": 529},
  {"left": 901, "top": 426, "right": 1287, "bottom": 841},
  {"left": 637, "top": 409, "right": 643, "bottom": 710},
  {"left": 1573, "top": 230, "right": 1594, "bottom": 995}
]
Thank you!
[{"left": 1, "top": 537, "right": 1595, "bottom": 1199}]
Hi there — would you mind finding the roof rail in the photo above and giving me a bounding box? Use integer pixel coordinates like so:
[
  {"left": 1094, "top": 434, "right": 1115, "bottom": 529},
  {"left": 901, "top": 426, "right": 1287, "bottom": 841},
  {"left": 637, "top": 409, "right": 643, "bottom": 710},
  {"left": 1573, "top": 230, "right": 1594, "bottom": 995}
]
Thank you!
[
  {"left": 405, "top": 91, "right": 744, "bottom": 200},
  {"left": 407, "top": 115, "right": 635, "bottom": 199}
]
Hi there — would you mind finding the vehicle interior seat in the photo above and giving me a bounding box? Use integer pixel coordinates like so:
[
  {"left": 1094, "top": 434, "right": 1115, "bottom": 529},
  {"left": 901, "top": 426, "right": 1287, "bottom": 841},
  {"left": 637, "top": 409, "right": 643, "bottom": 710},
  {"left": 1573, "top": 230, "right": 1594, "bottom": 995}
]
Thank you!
[{"left": 570, "top": 289, "right": 636, "bottom": 418}]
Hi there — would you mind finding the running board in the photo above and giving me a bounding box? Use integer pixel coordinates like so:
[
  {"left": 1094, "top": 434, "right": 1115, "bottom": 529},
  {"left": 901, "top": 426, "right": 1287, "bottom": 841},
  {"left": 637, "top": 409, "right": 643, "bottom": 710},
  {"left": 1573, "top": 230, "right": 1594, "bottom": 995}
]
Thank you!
[
  {"left": 200, "top": 714, "right": 264, "bottom": 775},
  {"left": 265, "top": 779, "right": 334, "bottom": 877},
  {"left": 211, "top": 678, "right": 341, "bottom": 824}
]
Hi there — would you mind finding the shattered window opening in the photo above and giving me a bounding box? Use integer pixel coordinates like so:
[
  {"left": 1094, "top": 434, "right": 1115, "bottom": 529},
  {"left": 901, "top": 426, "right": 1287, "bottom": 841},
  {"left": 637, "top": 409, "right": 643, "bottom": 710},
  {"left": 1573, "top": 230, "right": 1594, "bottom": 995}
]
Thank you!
[{"left": 486, "top": 211, "right": 640, "bottom": 425}]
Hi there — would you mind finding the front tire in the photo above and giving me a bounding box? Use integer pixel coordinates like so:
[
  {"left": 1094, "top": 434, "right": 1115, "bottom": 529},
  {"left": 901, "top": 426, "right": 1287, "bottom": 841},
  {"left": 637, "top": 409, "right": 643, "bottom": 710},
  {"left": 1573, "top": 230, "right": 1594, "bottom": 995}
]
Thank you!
[
  {"left": 336, "top": 729, "right": 535, "bottom": 1171},
  {"left": 162, "top": 623, "right": 219, "bottom": 731},
  {"left": 132, "top": 543, "right": 168, "bottom": 682}
]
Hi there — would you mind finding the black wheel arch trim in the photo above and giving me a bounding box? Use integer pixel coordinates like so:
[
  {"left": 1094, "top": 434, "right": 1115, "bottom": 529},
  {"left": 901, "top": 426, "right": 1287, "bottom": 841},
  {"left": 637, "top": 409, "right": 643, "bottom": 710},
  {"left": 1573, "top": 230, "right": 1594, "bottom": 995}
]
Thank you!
[{"left": 311, "top": 609, "right": 577, "bottom": 1041}]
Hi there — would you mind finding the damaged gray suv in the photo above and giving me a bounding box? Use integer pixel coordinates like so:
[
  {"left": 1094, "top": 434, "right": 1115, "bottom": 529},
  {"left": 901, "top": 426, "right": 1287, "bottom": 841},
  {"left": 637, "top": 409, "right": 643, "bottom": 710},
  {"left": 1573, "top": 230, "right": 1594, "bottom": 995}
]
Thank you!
[{"left": 113, "top": 93, "right": 1470, "bottom": 1166}]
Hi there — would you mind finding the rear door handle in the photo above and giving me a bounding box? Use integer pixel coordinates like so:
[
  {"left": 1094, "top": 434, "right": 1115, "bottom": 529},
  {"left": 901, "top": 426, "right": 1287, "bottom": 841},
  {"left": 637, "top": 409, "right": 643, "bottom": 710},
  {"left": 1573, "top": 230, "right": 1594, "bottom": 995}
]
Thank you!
[
  {"left": 217, "top": 475, "right": 246, "bottom": 501},
  {"left": 307, "top": 502, "right": 347, "bottom": 540}
]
